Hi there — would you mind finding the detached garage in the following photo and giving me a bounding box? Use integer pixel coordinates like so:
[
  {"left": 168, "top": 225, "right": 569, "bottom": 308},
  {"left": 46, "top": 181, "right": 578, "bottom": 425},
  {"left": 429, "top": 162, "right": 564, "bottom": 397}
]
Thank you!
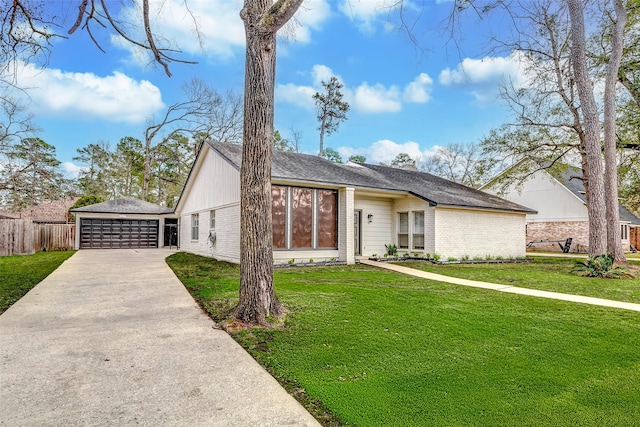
[{"left": 71, "top": 198, "right": 176, "bottom": 249}]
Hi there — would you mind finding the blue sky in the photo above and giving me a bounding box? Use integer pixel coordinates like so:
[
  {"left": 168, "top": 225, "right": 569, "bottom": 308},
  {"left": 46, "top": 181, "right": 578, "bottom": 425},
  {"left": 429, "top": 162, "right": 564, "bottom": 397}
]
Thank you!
[{"left": 11, "top": 0, "right": 527, "bottom": 178}]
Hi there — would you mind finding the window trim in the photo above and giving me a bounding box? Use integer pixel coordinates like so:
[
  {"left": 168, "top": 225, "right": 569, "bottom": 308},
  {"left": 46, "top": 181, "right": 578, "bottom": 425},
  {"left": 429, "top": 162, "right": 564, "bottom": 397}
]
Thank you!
[
  {"left": 191, "top": 213, "right": 199, "bottom": 241},
  {"left": 412, "top": 210, "right": 425, "bottom": 250},
  {"left": 397, "top": 212, "right": 409, "bottom": 249},
  {"left": 272, "top": 185, "right": 339, "bottom": 251},
  {"left": 621, "top": 223, "right": 629, "bottom": 240}
]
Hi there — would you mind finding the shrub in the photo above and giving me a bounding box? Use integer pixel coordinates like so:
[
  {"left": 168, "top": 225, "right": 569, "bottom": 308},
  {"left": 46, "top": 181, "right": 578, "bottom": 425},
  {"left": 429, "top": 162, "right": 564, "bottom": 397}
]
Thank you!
[
  {"left": 572, "top": 254, "right": 636, "bottom": 279},
  {"left": 385, "top": 244, "right": 398, "bottom": 257},
  {"left": 447, "top": 257, "right": 457, "bottom": 262},
  {"left": 432, "top": 253, "right": 441, "bottom": 261}
]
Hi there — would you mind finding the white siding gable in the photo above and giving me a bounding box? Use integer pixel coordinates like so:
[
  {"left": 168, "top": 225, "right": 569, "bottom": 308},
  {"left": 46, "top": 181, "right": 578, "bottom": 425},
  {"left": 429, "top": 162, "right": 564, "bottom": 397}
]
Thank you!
[
  {"left": 489, "top": 170, "right": 586, "bottom": 222},
  {"left": 180, "top": 148, "right": 240, "bottom": 214}
]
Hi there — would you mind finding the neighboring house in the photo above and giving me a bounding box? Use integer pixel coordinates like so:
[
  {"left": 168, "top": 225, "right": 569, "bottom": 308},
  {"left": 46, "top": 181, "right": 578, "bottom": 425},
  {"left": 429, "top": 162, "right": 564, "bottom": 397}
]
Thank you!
[
  {"left": 0, "top": 211, "right": 19, "bottom": 219},
  {"left": 70, "top": 198, "right": 177, "bottom": 249},
  {"left": 174, "top": 141, "right": 535, "bottom": 264},
  {"left": 1, "top": 197, "right": 79, "bottom": 223},
  {"left": 481, "top": 165, "right": 640, "bottom": 252}
]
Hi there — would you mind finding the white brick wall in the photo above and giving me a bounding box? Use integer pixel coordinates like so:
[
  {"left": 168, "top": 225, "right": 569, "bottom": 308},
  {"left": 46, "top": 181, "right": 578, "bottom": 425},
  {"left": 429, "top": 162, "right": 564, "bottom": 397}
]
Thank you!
[
  {"left": 434, "top": 207, "right": 526, "bottom": 259},
  {"left": 338, "top": 187, "right": 355, "bottom": 264},
  {"left": 179, "top": 203, "right": 240, "bottom": 263}
]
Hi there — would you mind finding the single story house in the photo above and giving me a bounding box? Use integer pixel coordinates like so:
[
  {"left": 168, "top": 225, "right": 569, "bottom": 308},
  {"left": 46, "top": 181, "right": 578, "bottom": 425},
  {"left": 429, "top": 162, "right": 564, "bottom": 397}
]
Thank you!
[
  {"left": 70, "top": 197, "right": 177, "bottom": 249},
  {"left": 174, "top": 141, "right": 535, "bottom": 264},
  {"left": 481, "top": 164, "right": 640, "bottom": 252}
]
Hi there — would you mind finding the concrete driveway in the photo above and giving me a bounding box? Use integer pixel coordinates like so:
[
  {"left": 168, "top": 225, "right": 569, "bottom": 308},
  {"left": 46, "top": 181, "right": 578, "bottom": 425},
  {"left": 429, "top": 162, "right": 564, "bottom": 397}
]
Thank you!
[{"left": 0, "top": 249, "right": 320, "bottom": 426}]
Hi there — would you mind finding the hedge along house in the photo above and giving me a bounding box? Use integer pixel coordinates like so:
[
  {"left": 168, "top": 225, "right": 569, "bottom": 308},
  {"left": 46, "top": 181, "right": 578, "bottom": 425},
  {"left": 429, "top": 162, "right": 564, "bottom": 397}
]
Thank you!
[
  {"left": 174, "top": 141, "right": 535, "bottom": 264},
  {"left": 481, "top": 164, "right": 640, "bottom": 252},
  {"left": 71, "top": 198, "right": 177, "bottom": 249}
]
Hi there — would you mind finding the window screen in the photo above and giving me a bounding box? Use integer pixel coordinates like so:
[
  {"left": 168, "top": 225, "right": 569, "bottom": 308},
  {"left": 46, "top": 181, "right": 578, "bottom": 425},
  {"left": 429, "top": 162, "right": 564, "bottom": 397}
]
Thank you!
[
  {"left": 292, "top": 188, "right": 313, "bottom": 248},
  {"left": 317, "top": 190, "right": 338, "bottom": 248},
  {"left": 272, "top": 186, "right": 287, "bottom": 249}
]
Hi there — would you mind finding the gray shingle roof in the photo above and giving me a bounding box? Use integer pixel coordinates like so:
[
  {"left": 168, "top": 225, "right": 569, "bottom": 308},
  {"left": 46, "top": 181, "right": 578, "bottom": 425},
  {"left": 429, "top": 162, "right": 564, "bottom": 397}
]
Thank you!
[
  {"left": 70, "top": 197, "right": 174, "bottom": 215},
  {"left": 209, "top": 141, "right": 535, "bottom": 214},
  {"left": 554, "top": 165, "right": 640, "bottom": 225}
]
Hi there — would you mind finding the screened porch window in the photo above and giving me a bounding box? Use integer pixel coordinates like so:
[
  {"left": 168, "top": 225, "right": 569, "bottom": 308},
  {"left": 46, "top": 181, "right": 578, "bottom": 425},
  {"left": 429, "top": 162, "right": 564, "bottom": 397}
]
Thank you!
[
  {"left": 317, "top": 190, "right": 338, "bottom": 248},
  {"left": 398, "top": 212, "right": 409, "bottom": 249},
  {"left": 271, "top": 185, "right": 338, "bottom": 250},
  {"left": 413, "top": 211, "right": 425, "bottom": 250},
  {"left": 272, "top": 186, "right": 287, "bottom": 249},
  {"left": 292, "top": 188, "right": 313, "bottom": 248}
]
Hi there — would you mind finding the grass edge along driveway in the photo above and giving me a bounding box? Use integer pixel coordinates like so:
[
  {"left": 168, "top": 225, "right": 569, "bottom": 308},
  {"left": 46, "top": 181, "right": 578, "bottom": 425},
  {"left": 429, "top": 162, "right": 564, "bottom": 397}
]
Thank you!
[
  {"left": 167, "top": 252, "right": 640, "bottom": 427},
  {"left": 0, "top": 251, "right": 76, "bottom": 314}
]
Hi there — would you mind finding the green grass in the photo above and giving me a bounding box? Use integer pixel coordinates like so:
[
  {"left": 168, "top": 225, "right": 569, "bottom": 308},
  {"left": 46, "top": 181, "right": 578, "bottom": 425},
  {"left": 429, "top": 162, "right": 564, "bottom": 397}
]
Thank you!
[
  {"left": 398, "top": 257, "right": 640, "bottom": 304},
  {"left": 167, "top": 252, "right": 640, "bottom": 426},
  {"left": 0, "top": 251, "right": 76, "bottom": 314}
]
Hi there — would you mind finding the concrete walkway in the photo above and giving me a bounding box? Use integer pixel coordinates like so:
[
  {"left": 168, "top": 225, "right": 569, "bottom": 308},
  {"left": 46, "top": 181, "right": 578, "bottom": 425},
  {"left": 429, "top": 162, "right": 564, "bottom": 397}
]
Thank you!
[
  {"left": 359, "top": 259, "right": 640, "bottom": 312},
  {"left": 0, "top": 249, "right": 320, "bottom": 427}
]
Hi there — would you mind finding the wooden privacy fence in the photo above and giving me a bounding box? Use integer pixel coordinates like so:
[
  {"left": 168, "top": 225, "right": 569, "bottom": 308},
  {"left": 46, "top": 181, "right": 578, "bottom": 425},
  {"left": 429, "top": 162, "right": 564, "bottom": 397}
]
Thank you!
[{"left": 0, "top": 220, "right": 75, "bottom": 256}]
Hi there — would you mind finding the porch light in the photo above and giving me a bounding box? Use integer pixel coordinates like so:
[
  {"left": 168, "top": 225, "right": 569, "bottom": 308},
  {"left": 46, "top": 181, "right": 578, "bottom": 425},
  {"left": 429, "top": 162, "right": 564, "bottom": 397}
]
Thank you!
[{"left": 367, "top": 213, "right": 373, "bottom": 223}]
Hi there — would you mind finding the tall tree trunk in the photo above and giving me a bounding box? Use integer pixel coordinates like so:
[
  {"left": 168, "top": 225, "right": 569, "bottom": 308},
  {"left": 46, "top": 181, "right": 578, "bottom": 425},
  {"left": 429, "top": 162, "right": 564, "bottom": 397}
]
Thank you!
[
  {"left": 567, "top": 0, "right": 607, "bottom": 256},
  {"left": 604, "top": 0, "right": 627, "bottom": 262},
  {"left": 234, "top": 0, "right": 302, "bottom": 325}
]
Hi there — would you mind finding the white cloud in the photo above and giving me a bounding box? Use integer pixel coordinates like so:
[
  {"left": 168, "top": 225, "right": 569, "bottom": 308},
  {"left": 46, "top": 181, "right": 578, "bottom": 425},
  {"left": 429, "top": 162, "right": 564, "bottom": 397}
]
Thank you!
[
  {"left": 403, "top": 73, "right": 433, "bottom": 103},
  {"left": 338, "top": 0, "right": 402, "bottom": 33},
  {"left": 113, "top": 0, "right": 330, "bottom": 66},
  {"left": 15, "top": 63, "right": 164, "bottom": 123},
  {"left": 275, "top": 83, "right": 317, "bottom": 108},
  {"left": 276, "top": 64, "right": 433, "bottom": 113},
  {"left": 352, "top": 83, "right": 402, "bottom": 113},
  {"left": 62, "top": 162, "right": 85, "bottom": 179},
  {"left": 338, "top": 139, "right": 428, "bottom": 164},
  {"left": 438, "top": 51, "right": 530, "bottom": 102},
  {"left": 288, "top": 0, "right": 332, "bottom": 43}
]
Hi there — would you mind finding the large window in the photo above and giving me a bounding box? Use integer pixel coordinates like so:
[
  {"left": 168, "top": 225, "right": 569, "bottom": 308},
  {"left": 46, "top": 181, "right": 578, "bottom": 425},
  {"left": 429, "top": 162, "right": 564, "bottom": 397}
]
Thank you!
[
  {"left": 317, "top": 190, "right": 338, "bottom": 248},
  {"left": 271, "top": 185, "right": 338, "bottom": 250},
  {"left": 398, "top": 212, "right": 409, "bottom": 249},
  {"left": 413, "top": 211, "right": 425, "bottom": 250},
  {"left": 292, "top": 188, "right": 313, "bottom": 248},
  {"left": 191, "top": 213, "right": 199, "bottom": 240},
  {"left": 272, "top": 186, "right": 287, "bottom": 249}
]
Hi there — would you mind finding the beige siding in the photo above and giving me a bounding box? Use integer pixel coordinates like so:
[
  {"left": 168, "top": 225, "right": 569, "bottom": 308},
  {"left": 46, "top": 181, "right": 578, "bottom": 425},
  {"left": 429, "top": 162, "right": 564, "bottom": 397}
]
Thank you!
[
  {"left": 487, "top": 170, "right": 586, "bottom": 222},
  {"left": 180, "top": 148, "right": 240, "bottom": 215},
  {"left": 434, "top": 207, "right": 526, "bottom": 259},
  {"left": 355, "top": 196, "right": 392, "bottom": 256},
  {"left": 179, "top": 204, "right": 240, "bottom": 263}
]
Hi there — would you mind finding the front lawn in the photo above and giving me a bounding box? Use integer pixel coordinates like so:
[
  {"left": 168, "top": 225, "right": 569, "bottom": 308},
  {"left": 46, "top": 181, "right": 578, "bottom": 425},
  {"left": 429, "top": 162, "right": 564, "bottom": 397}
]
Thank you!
[
  {"left": 398, "top": 257, "right": 640, "bottom": 304},
  {"left": 167, "top": 252, "right": 640, "bottom": 426},
  {"left": 0, "top": 251, "right": 75, "bottom": 314}
]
